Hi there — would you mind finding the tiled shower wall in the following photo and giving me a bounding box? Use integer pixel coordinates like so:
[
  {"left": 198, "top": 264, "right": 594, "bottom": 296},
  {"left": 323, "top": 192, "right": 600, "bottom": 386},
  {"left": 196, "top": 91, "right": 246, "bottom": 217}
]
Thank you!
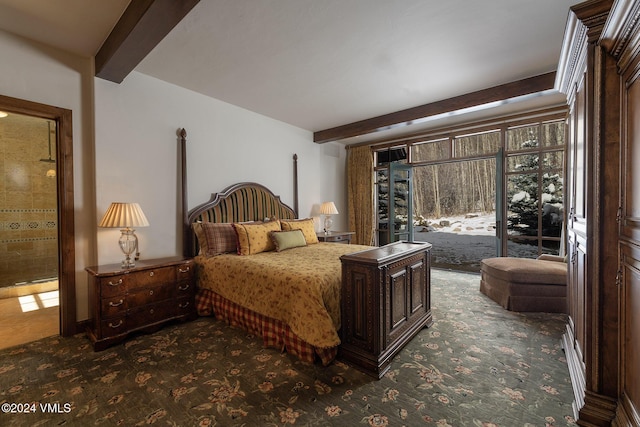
[{"left": 0, "top": 113, "right": 58, "bottom": 287}]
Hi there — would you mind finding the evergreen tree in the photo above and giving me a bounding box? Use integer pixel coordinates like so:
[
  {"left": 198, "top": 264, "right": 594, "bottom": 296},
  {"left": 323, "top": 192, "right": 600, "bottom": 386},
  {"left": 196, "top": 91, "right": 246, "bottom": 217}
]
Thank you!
[{"left": 507, "top": 131, "right": 563, "bottom": 237}]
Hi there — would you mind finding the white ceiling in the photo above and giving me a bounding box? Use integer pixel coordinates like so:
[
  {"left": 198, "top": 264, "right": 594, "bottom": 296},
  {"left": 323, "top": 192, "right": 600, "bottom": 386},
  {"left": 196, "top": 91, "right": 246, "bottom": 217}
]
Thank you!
[{"left": 0, "top": 0, "right": 578, "bottom": 142}]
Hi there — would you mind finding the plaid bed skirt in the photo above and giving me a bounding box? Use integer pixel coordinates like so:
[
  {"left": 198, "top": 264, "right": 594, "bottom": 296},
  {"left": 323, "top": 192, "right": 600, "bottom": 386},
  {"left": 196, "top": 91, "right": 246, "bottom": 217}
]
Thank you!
[{"left": 195, "top": 288, "right": 338, "bottom": 366}]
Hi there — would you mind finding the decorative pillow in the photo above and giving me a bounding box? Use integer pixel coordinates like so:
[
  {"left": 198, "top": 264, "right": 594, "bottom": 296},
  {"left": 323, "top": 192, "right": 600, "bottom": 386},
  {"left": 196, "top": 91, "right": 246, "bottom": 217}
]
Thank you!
[
  {"left": 192, "top": 222, "right": 238, "bottom": 257},
  {"left": 233, "top": 220, "right": 281, "bottom": 255},
  {"left": 280, "top": 218, "right": 319, "bottom": 244},
  {"left": 270, "top": 229, "right": 307, "bottom": 252}
]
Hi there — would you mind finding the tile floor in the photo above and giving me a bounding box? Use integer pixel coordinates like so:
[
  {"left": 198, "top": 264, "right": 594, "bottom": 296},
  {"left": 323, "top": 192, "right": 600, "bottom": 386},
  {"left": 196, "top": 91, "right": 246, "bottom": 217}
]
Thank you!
[{"left": 0, "top": 285, "right": 59, "bottom": 350}]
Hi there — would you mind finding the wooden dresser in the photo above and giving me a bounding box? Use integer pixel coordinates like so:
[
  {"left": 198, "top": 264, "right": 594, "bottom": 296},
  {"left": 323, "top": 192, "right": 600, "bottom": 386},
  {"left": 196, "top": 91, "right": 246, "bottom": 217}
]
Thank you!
[
  {"left": 340, "top": 241, "right": 432, "bottom": 378},
  {"left": 86, "top": 256, "right": 196, "bottom": 350}
]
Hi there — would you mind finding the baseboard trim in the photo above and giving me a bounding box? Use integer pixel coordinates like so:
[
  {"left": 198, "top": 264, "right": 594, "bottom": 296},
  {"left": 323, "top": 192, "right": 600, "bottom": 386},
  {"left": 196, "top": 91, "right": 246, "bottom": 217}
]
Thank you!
[
  {"left": 614, "top": 393, "right": 640, "bottom": 427},
  {"left": 562, "top": 324, "right": 586, "bottom": 419},
  {"left": 578, "top": 391, "right": 617, "bottom": 427}
]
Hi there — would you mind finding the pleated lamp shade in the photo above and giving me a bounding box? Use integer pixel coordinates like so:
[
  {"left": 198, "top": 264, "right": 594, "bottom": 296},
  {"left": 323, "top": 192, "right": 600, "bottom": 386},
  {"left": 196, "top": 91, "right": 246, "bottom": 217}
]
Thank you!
[
  {"left": 319, "top": 201, "right": 339, "bottom": 215},
  {"left": 99, "top": 203, "right": 149, "bottom": 268},
  {"left": 99, "top": 202, "right": 149, "bottom": 229}
]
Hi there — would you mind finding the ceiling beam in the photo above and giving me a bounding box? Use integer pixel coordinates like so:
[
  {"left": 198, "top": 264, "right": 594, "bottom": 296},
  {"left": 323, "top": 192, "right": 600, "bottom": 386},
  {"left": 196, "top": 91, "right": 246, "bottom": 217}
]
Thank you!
[
  {"left": 95, "top": 0, "right": 200, "bottom": 83},
  {"left": 313, "top": 72, "right": 556, "bottom": 143}
]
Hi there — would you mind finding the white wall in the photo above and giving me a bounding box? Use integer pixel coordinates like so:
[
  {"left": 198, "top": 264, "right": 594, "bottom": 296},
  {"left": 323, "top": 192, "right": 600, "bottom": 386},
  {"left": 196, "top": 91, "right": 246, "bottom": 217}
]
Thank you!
[
  {"left": 94, "top": 72, "right": 348, "bottom": 267},
  {"left": 0, "top": 30, "right": 348, "bottom": 322},
  {"left": 0, "top": 30, "right": 95, "bottom": 321}
]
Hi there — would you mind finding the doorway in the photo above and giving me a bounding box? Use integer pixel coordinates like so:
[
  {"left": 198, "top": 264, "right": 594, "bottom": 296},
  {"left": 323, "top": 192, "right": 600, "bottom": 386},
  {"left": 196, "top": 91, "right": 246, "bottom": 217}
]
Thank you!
[
  {"left": 0, "top": 112, "right": 60, "bottom": 348},
  {"left": 0, "top": 94, "right": 76, "bottom": 344}
]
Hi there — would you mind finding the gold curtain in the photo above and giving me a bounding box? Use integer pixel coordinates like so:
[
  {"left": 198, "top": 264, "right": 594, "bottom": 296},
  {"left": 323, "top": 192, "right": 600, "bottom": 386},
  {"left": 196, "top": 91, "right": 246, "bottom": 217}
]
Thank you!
[{"left": 347, "top": 145, "right": 374, "bottom": 245}]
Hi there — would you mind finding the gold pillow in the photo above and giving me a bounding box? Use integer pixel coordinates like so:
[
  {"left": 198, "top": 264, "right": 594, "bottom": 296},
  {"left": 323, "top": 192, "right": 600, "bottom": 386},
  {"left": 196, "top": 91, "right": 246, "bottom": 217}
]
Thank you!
[
  {"left": 233, "top": 220, "right": 281, "bottom": 255},
  {"left": 280, "top": 218, "right": 319, "bottom": 244}
]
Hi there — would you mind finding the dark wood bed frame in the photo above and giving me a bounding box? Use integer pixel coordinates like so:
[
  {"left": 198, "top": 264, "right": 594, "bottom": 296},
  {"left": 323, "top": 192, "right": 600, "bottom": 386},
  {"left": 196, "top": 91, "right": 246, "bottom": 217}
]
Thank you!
[
  {"left": 177, "top": 128, "right": 432, "bottom": 378},
  {"left": 179, "top": 128, "right": 299, "bottom": 258}
]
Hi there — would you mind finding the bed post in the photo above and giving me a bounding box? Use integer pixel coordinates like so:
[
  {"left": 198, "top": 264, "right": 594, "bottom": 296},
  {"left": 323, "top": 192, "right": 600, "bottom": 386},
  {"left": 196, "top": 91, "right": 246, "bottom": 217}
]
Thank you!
[
  {"left": 180, "top": 128, "right": 190, "bottom": 257},
  {"left": 293, "top": 153, "right": 299, "bottom": 217}
]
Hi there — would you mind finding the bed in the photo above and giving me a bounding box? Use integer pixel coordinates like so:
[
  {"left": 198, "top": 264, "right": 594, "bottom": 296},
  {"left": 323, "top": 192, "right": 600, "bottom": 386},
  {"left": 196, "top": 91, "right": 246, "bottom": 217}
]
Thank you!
[{"left": 180, "top": 133, "right": 371, "bottom": 365}]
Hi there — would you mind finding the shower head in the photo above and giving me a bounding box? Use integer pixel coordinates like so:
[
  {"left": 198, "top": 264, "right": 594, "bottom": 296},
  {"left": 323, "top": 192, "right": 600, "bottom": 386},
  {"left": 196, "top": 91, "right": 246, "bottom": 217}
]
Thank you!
[{"left": 40, "top": 121, "right": 56, "bottom": 163}]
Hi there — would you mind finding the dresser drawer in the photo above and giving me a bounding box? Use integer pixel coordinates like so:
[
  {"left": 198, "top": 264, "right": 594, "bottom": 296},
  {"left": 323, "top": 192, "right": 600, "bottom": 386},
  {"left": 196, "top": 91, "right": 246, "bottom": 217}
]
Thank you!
[
  {"left": 99, "top": 275, "right": 128, "bottom": 298},
  {"left": 175, "top": 295, "right": 194, "bottom": 316},
  {"left": 177, "top": 263, "right": 193, "bottom": 280},
  {"left": 127, "top": 283, "right": 173, "bottom": 307},
  {"left": 128, "top": 300, "right": 174, "bottom": 330},
  {"left": 99, "top": 315, "right": 128, "bottom": 338},
  {"left": 129, "top": 266, "right": 175, "bottom": 290},
  {"left": 176, "top": 280, "right": 194, "bottom": 296},
  {"left": 100, "top": 295, "right": 127, "bottom": 317}
]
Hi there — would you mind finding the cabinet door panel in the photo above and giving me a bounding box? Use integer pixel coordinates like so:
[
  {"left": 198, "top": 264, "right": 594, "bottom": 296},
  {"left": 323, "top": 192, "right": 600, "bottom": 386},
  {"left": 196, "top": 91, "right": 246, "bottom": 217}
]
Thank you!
[
  {"left": 410, "top": 260, "right": 425, "bottom": 314},
  {"left": 341, "top": 264, "right": 376, "bottom": 352},
  {"left": 620, "top": 64, "right": 640, "bottom": 422},
  {"left": 572, "top": 74, "right": 587, "bottom": 231},
  {"left": 621, "top": 245, "right": 640, "bottom": 415},
  {"left": 389, "top": 268, "right": 408, "bottom": 331}
]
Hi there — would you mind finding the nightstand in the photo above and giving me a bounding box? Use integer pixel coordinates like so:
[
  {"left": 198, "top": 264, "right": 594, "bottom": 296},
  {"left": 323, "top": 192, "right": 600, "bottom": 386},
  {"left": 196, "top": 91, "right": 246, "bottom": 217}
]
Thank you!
[
  {"left": 316, "top": 231, "right": 355, "bottom": 244},
  {"left": 86, "top": 256, "right": 196, "bottom": 350}
]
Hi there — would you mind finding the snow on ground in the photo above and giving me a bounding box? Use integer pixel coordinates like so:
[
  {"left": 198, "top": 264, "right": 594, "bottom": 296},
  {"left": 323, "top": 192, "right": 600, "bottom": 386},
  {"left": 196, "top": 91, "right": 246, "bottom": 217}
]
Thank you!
[{"left": 412, "top": 212, "right": 541, "bottom": 272}]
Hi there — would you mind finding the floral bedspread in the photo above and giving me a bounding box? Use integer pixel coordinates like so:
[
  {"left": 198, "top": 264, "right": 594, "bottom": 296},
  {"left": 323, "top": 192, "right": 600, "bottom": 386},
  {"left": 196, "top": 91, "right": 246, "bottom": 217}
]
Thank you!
[{"left": 195, "top": 242, "right": 371, "bottom": 348}]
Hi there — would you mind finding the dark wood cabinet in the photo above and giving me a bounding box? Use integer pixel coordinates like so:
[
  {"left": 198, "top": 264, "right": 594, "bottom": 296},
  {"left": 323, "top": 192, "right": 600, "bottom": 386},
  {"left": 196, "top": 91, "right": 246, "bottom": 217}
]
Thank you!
[
  {"left": 339, "top": 241, "right": 432, "bottom": 378},
  {"left": 86, "top": 256, "right": 196, "bottom": 350},
  {"left": 557, "top": 0, "right": 640, "bottom": 424}
]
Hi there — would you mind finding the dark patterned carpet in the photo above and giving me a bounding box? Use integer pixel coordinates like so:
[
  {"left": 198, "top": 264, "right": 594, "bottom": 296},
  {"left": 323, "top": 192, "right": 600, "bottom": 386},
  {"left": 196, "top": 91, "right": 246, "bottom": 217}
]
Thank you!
[{"left": 0, "top": 269, "right": 575, "bottom": 426}]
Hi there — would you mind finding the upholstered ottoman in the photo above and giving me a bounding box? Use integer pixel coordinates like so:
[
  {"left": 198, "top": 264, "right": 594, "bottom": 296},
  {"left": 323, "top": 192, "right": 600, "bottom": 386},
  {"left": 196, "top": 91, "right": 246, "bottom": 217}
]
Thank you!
[{"left": 480, "top": 256, "right": 567, "bottom": 313}]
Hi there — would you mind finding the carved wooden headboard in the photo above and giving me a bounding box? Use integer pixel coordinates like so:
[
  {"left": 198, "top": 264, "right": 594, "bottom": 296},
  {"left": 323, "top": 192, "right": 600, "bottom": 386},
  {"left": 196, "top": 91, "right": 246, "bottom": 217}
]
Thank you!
[{"left": 179, "top": 129, "right": 299, "bottom": 257}]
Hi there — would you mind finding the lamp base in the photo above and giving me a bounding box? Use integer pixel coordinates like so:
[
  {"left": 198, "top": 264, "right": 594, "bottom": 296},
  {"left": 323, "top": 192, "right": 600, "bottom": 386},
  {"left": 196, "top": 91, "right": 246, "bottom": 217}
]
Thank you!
[
  {"left": 324, "top": 216, "right": 334, "bottom": 234},
  {"left": 121, "top": 258, "right": 135, "bottom": 268},
  {"left": 119, "top": 228, "right": 138, "bottom": 269}
]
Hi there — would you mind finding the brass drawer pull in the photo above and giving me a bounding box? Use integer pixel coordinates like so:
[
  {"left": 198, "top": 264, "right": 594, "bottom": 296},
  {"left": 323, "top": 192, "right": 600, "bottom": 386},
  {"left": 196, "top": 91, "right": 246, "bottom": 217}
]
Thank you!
[
  {"left": 149, "top": 271, "right": 154, "bottom": 277},
  {"left": 107, "top": 279, "right": 123, "bottom": 286},
  {"left": 109, "top": 299, "right": 124, "bottom": 307},
  {"left": 108, "top": 320, "right": 123, "bottom": 328},
  {"left": 149, "top": 309, "right": 155, "bottom": 315},
  {"left": 178, "top": 284, "right": 190, "bottom": 291},
  {"left": 149, "top": 290, "right": 154, "bottom": 296},
  {"left": 179, "top": 301, "right": 190, "bottom": 308},
  {"left": 179, "top": 267, "right": 190, "bottom": 273}
]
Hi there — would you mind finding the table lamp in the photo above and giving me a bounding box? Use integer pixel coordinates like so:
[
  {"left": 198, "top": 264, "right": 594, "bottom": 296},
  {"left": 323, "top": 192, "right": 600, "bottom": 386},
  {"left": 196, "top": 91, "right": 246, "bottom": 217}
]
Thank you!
[
  {"left": 319, "top": 201, "right": 339, "bottom": 234},
  {"left": 99, "top": 202, "right": 150, "bottom": 268}
]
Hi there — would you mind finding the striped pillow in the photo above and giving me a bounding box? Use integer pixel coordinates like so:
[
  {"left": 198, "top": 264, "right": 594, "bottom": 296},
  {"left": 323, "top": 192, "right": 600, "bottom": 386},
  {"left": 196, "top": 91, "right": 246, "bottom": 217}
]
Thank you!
[{"left": 192, "top": 222, "right": 238, "bottom": 257}]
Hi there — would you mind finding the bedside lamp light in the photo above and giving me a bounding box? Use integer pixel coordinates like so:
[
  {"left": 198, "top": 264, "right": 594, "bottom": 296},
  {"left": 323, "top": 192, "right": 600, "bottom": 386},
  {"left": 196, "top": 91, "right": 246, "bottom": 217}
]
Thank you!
[
  {"left": 99, "top": 202, "right": 149, "bottom": 268},
  {"left": 320, "top": 201, "right": 339, "bottom": 234}
]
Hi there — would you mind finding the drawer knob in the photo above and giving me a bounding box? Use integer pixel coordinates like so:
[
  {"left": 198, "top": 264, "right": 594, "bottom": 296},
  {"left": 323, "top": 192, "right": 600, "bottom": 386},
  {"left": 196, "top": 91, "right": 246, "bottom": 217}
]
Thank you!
[
  {"left": 179, "top": 301, "right": 190, "bottom": 308},
  {"left": 107, "top": 279, "right": 123, "bottom": 286},
  {"left": 108, "top": 320, "right": 123, "bottom": 329},
  {"left": 149, "top": 271, "right": 154, "bottom": 277},
  {"left": 109, "top": 299, "right": 124, "bottom": 307},
  {"left": 178, "top": 284, "right": 190, "bottom": 291},
  {"left": 179, "top": 267, "right": 190, "bottom": 273},
  {"left": 149, "top": 290, "right": 154, "bottom": 295},
  {"left": 149, "top": 309, "right": 155, "bottom": 315}
]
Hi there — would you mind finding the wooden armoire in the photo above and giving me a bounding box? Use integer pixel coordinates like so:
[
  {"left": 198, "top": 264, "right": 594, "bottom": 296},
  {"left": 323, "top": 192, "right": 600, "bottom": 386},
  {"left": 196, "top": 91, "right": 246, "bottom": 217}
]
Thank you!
[{"left": 556, "top": 0, "right": 640, "bottom": 425}]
